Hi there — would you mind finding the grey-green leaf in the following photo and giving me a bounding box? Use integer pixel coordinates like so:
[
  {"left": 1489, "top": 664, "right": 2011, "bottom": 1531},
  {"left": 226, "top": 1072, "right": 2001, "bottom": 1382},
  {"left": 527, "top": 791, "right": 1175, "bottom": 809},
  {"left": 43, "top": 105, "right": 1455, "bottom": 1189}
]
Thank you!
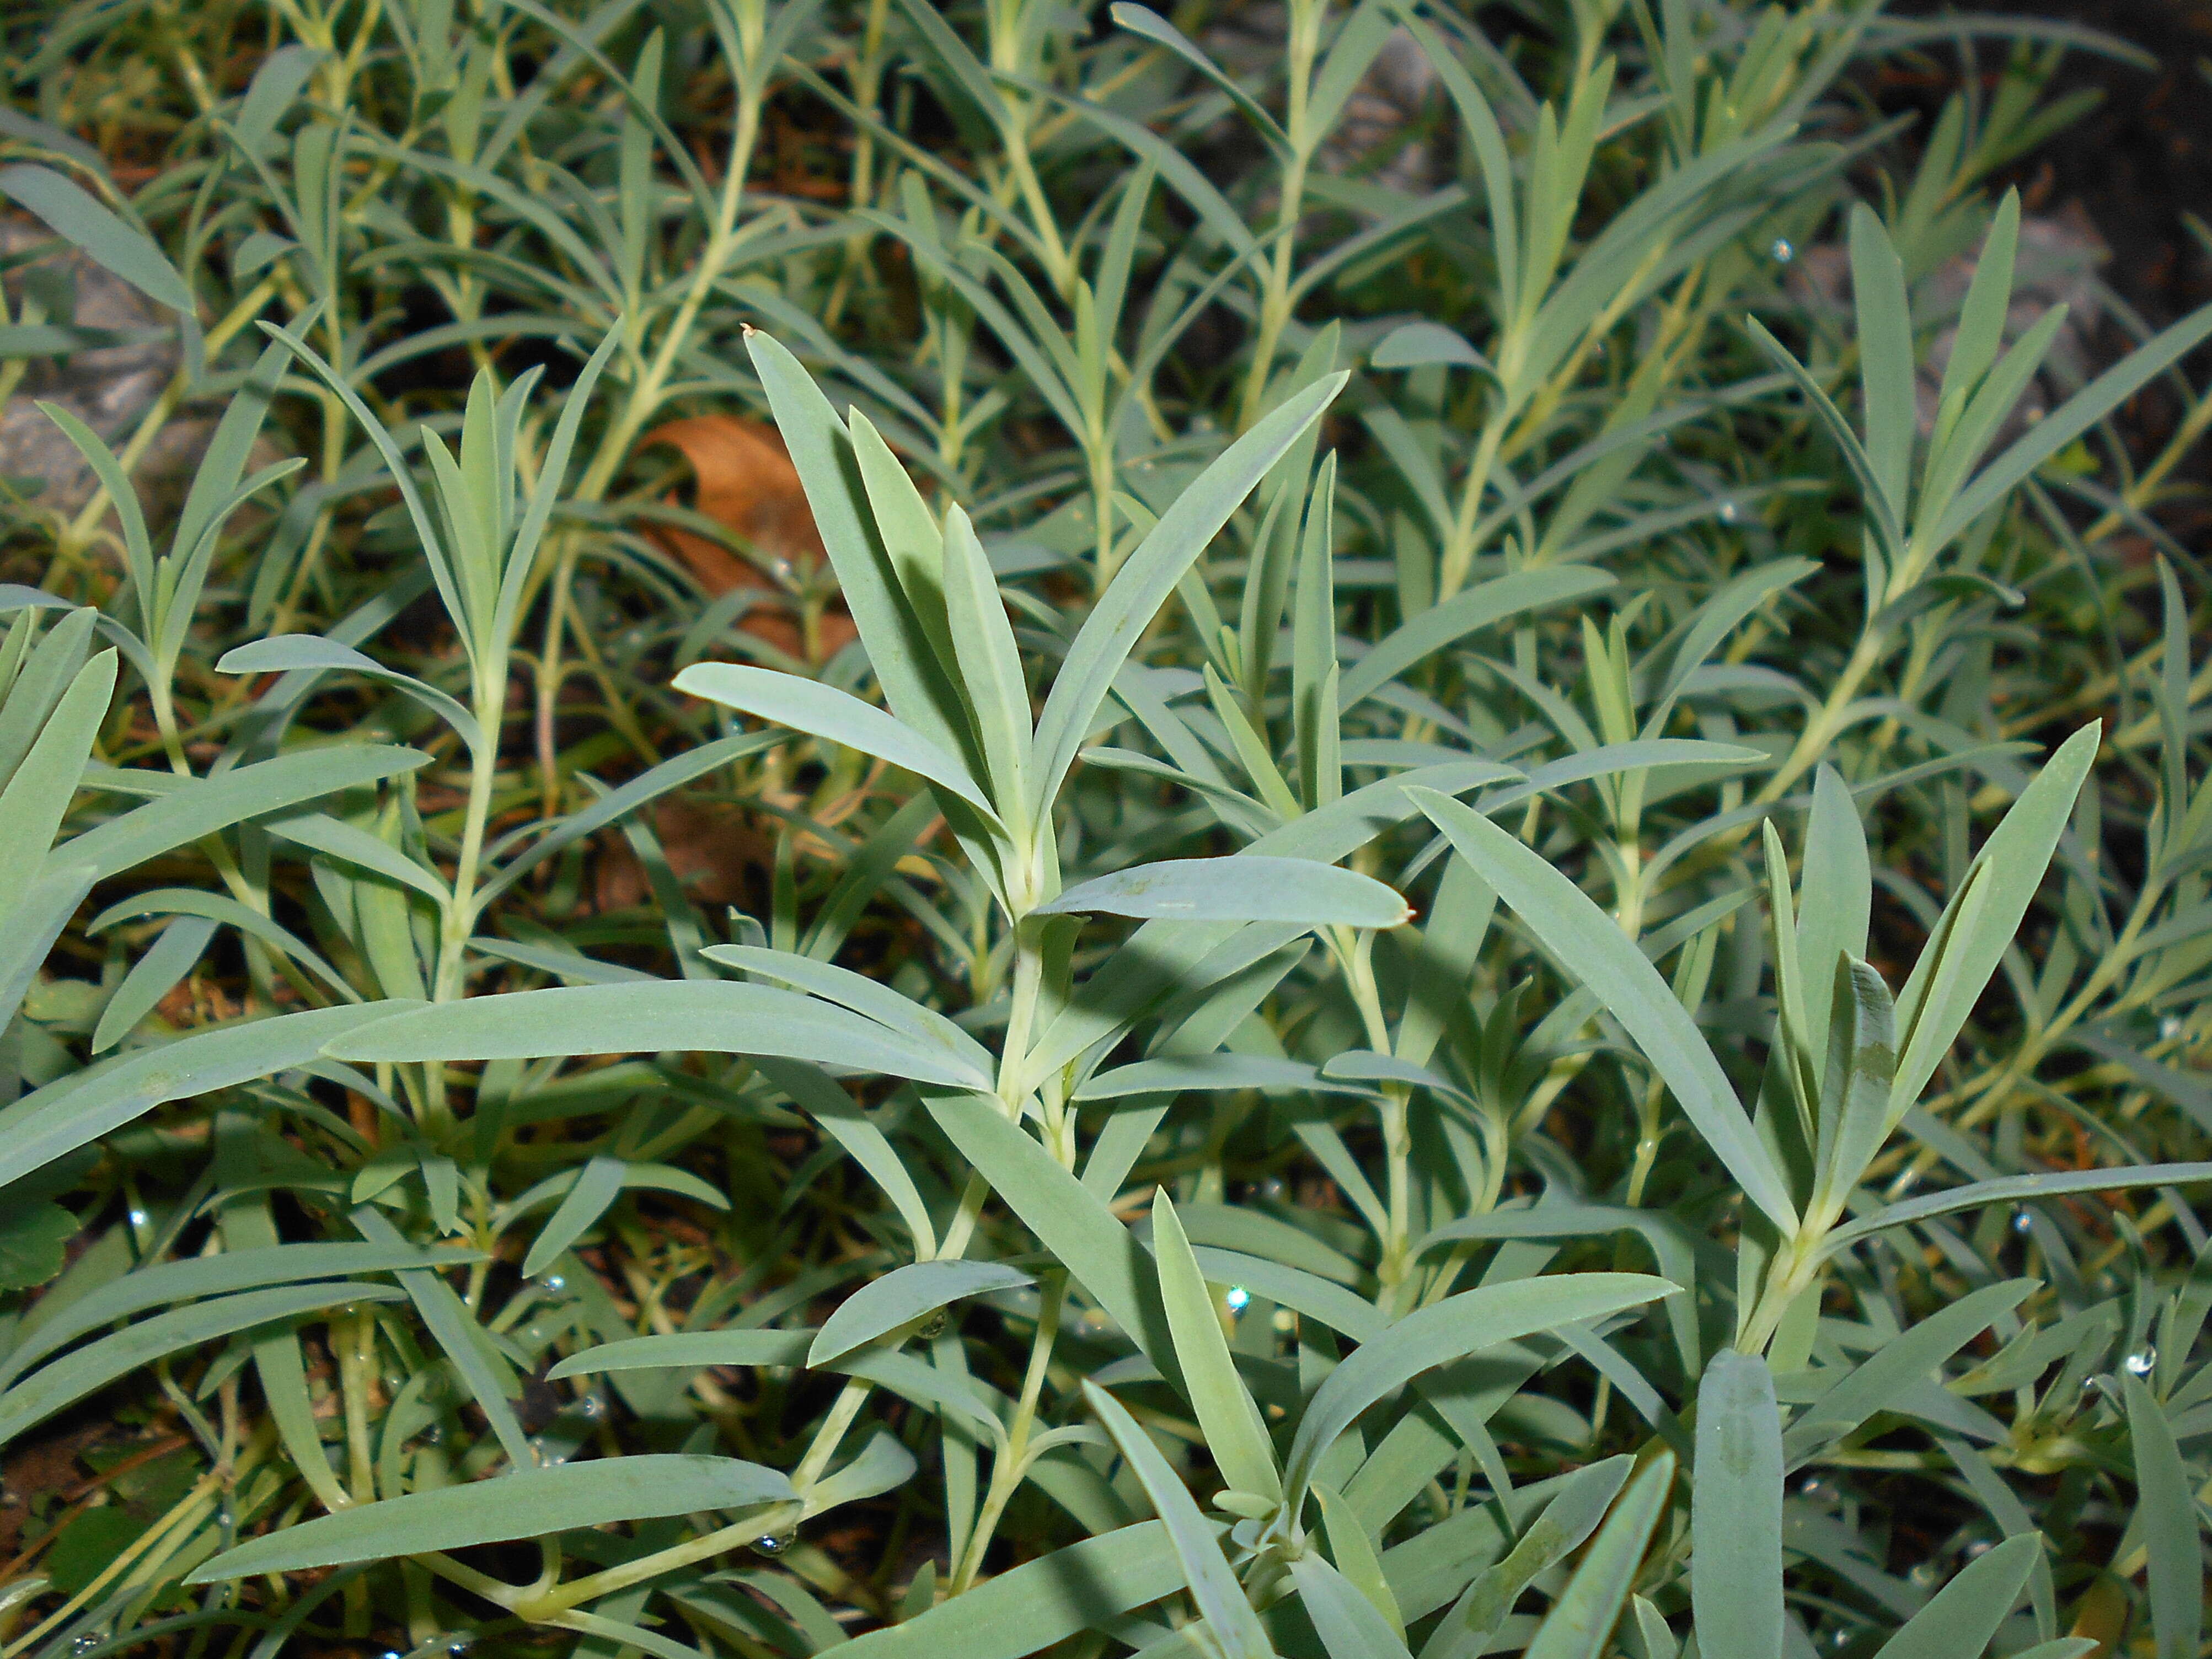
[
  {"left": 1036, "top": 857, "right": 1410, "bottom": 928},
  {"left": 0, "top": 165, "right": 195, "bottom": 313},
  {"left": 1523, "top": 1453, "right": 1676, "bottom": 1659},
  {"left": 1283, "top": 1273, "right": 1673, "bottom": 1507},
  {"left": 809, "top": 1261, "right": 1036, "bottom": 1367},
  {"left": 191, "top": 1454, "right": 794, "bottom": 1579},
  {"left": 1693, "top": 1351, "right": 1782, "bottom": 1659},
  {"left": 1411, "top": 787, "right": 1798, "bottom": 1232},
  {"left": 2125, "top": 1375, "right": 2199, "bottom": 1659},
  {"left": 1868, "top": 1534, "right": 2039, "bottom": 1659},
  {"left": 674, "top": 662, "right": 1001, "bottom": 825},
  {"left": 1084, "top": 1381, "right": 1275, "bottom": 1659},
  {"left": 325, "top": 982, "right": 988, "bottom": 1089}
]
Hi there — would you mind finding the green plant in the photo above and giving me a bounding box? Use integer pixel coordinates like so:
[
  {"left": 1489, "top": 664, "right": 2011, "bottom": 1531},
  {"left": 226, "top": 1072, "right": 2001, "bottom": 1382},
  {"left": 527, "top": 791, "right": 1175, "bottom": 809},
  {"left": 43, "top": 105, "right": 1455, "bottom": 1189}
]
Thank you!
[{"left": 0, "top": 0, "right": 2209, "bottom": 1655}]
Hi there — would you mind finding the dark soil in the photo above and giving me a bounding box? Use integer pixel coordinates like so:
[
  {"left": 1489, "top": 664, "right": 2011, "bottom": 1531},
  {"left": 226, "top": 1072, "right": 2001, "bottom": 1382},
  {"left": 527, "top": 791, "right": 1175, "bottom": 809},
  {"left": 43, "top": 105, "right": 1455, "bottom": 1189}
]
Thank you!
[{"left": 1901, "top": 0, "right": 2212, "bottom": 328}]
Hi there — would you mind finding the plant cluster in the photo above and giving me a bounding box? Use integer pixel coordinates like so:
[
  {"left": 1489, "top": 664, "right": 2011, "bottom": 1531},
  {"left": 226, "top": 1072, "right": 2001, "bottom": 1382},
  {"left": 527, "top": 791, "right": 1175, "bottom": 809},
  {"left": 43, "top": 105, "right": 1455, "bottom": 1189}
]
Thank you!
[{"left": 0, "top": 0, "right": 2209, "bottom": 1655}]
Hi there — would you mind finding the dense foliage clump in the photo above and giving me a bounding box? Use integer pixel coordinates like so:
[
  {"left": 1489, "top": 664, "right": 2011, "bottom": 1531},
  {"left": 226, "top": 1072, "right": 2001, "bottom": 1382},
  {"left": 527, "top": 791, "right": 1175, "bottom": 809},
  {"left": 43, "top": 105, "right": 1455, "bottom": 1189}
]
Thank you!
[{"left": 0, "top": 0, "right": 2208, "bottom": 1655}]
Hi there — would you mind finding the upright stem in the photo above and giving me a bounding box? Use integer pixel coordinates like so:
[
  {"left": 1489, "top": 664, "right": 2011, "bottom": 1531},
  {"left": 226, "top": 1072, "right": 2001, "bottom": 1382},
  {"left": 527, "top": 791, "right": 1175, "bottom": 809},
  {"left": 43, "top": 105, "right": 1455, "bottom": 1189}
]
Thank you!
[
  {"left": 951, "top": 1273, "right": 1065, "bottom": 1593},
  {"left": 433, "top": 680, "right": 505, "bottom": 1005},
  {"left": 1340, "top": 930, "right": 1413, "bottom": 1306},
  {"left": 1235, "top": 0, "right": 1324, "bottom": 431},
  {"left": 531, "top": 72, "right": 767, "bottom": 813}
]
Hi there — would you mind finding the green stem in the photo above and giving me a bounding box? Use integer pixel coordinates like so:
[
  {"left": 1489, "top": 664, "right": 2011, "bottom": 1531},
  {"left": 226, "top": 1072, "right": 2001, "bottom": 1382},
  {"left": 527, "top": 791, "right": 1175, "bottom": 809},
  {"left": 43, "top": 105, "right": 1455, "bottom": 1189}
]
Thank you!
[{"left": 951, "top": 1273, "right": 1065, "bottom": 1593}]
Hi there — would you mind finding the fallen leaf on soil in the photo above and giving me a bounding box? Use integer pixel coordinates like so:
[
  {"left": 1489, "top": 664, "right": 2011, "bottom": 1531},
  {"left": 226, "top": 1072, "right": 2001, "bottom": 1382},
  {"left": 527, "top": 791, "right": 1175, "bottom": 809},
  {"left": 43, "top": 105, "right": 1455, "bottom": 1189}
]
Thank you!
[
  {"left": 635, "top": 415, "right": 856, "bottom": 662},
  {"left": 593, "top": 796, "right": 776, "bottom": 914}
]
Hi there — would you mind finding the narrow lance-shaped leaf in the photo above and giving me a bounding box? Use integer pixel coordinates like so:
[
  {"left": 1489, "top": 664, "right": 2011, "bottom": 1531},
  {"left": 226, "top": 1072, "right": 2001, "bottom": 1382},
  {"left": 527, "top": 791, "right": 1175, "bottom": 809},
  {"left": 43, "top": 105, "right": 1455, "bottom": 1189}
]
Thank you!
[
  {"left": 1524, "top": 1453, "right": 1677, "bottom": 1659},
  {"left": 2125, "top": 1375, "right": 2200, "bottom": 1659},
  {"left": 0, "top": 1002, "right": 412, "bottom": 1191},
  {"left": 1411, "top": 788, "right": 1799, "bottom": 1232},
  {"left": 1796, "top": 764, "right": 1872, "bottom": 1064},
  {"left": 1084, "top": 1381, "right": 1276, "bottom": 1659},
  {"left": 809, "top": 1261, "right": 1035, "bottom": 1367},
  {"left": 744, "top": 331, "right": 974, "bottom": 758},
  {"left": 1744, "top": 318, "right": 1905, "bottom": 571},
  {"left": 1282, "top": 1273, "right": 1672, "bottom": 1508},
  {"left": 218, "top": 635, "right": 485, "bottom": 755},
  {"left": 1290, "top": 1550, "right": 1412, "bottom": 1659},
  {"left": 0, "top": 164, "right": 195, "bottom": 313},
  {"left": 1867, "top": 1534, "right": 2040, "bottom": 1659},
  {"left": 0, "top": 1282, "right": 407, "bottom": 1450},
  {"left": 1429, "top": 1457, "right": 1634, "bottom": 1659},
  {"left": 940, "top": 503, "right": 1032, "bottom": 831},
  {"left": 1151, "top": 1191, "right": 1281, "bottom": 1505},
  {"left": 1036, "top": 857, "right": 1410, "bottom": 928},
  {"left": 1693, "top": 1351, "right": 1783, "bottom": 1659},
  {"left": 1890, "top": 723, "right": 2099, "bottom": 1121},
  {"left": 1810, "top": 957, "right": 1898, "bottom": 1230},
  {"left": 1849, "top": 205, "right": 1915, "bottom": 526},
  {"left": 1029, "top": 371, "right": 1348, "bottom": 818},
  {"left": 673, "top": 662, "right": 1003, "bottom": 828},
  {"left": 0, "top": 646, "right": 116, "bottom": 880},
  {"left": 326, "top": 982, "right": 990, "bottom": 1090},
  {"left": 191, "top": 1455, "right": 794, "bottom": 1580},
  {"left": 835, "top": 1523, "right": 1185, "bottom": 1659},
  {"left": 1822, "top": 1161, "right": 2212, "bottom": 1260}
]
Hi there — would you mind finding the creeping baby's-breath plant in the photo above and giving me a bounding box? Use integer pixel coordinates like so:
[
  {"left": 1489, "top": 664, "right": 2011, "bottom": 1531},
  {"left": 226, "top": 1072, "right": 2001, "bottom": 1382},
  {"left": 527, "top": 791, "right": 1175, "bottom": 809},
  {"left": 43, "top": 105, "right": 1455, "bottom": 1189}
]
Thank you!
[{"left": 0, "top": 0, "right": 2207, "bottom": 1655}]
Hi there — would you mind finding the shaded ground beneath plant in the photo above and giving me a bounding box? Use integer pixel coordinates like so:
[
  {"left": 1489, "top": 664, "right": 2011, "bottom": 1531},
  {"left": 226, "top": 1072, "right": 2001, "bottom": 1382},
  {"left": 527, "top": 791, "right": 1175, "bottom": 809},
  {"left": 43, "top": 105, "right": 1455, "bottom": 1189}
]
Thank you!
[{"left": 1903, "top": 0, "right": 2212, "bottom": 327}]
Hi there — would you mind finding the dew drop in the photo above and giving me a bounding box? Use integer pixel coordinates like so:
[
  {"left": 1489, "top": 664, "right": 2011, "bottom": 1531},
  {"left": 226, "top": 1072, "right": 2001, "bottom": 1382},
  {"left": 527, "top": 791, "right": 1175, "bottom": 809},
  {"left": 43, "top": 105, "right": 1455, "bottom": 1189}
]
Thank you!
[
  {"left": 1906, "top": 1559, "right": 1942, "bottom": 1588},
  {"left": 1258, "top": 1178, "right": 1287, "bottom": 1202},
  {"left": 445, "top": 1636, "right": 474, "bottom": 1655},
  {"left": 1771, "top": 238, "right": 1795, "bottom": 264},
  {"left": 2012, "top": 1208, "right": 2034, "bottom": 1234},
  {"left": 71, "top": 1638, "right": 100, "bottom": 1655},
  {"left": 1224, "top": 1287, "right": 1251, "bottom": 1314},
  {"left": 1963, "top": 1539, "right": 1993, "bottom": 1560},
  {"left": 2161, "top": 1014, "right": 2184, "bottom": 1042},
  {"left": 751, "top": 1532, "right": 795, "bottom": 1557},
  {"left": 576, "top": 1393, "right": 606, "bottom": 1421},
  {"left": 128, "top": 1210, "right": 148, "bottom": 1230},
  {"left": 1717, "top": 500, "right": 1740, "bottom": 524},
  {"left": 538, "top": 1274, "right": 567, "bottom": 1294},
  {"left": 2125, "top": 1347, "right": 2157, "bottom": 1376}
]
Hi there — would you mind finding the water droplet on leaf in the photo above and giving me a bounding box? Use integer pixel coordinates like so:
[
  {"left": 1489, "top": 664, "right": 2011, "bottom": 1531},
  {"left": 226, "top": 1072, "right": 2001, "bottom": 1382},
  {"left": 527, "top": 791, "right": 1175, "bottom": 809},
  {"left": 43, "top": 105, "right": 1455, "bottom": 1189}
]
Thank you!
[
  {"left": 1771, "top": 238, "right": 1795, "bottom": 263},
  {"left": 1224, "top": 1287, "right": 1250, "bottom": 1314},
  {"left": 2125, "top": 1347, "right": 2156, "bottom": 1376},
  {"left": 751, "top": 1532, "right": 795, "bottom": 1557}
]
